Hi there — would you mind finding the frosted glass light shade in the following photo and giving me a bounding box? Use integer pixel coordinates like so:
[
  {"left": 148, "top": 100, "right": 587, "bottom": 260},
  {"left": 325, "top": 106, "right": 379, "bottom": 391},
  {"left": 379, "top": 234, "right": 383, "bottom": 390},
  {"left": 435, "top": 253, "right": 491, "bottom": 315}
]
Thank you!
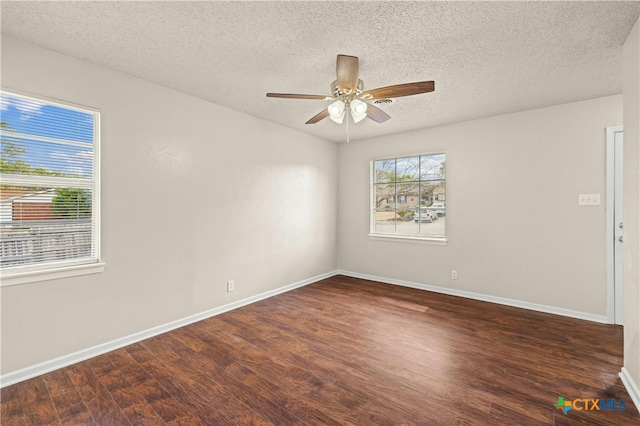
[
  {"left": 350, "top": 99, "right": 368, "bottom": 123},
  {"left": 328, "top": 100, "right": 345, "bottom": 124}
]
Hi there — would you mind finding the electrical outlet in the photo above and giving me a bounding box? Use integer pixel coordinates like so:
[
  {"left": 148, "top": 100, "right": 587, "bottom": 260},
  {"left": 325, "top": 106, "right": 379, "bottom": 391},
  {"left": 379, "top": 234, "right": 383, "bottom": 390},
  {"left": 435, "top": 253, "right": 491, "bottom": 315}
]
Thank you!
[
  {"left": 451, "top": 270, "right": 458, "bottom": 280},
  {"left": 227, "top": 280, "right": 235, "bottom": 292}
]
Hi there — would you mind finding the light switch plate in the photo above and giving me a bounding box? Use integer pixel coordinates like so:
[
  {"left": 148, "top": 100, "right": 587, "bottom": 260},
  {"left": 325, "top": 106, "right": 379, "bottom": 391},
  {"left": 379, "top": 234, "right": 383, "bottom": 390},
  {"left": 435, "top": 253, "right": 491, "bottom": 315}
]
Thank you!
[{"left": 578, "top": 194, "right": 601, "bottom": 206}]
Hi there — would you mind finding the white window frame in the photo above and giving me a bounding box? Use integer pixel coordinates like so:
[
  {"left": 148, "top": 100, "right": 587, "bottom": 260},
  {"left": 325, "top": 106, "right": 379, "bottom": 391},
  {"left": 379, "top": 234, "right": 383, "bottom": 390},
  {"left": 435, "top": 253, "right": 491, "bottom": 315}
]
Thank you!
[
  {"left": 1, "top": 90, "right": 104, "bottom": 286},
  {"left": 369, "top": 153, "right": 447, "bottom": 245}
]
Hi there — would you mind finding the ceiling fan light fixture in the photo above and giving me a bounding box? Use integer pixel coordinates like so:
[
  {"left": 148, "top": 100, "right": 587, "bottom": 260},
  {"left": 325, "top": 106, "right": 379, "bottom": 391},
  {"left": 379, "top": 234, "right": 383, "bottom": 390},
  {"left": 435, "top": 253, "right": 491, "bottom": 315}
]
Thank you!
[
  {"left": 266, "top": 55, "right": 435, "bottom": 126},
  {"left": 328, "top": 100, "right": 345, "bottom": 123},
  {"left": 350, "top": 99, "right": 368, "bottom": 123}
]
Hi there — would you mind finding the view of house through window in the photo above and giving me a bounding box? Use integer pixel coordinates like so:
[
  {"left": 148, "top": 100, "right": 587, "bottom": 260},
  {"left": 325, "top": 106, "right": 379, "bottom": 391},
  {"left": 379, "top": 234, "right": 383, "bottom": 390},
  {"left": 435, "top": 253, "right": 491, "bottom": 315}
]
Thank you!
[
  {"left": 0, "top": 91, "right": 100, "bottom": 274},
  {"left": 372, "top": 153, "right": 446, "bottom": 239}
]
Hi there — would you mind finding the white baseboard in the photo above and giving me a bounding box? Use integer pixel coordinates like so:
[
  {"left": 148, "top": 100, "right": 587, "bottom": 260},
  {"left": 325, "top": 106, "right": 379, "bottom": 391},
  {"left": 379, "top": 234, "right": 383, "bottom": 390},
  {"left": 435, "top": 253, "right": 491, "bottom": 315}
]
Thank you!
[
  {"left": 336, "top": 270, "right": 609, "bottom": 324},
  {"left": 0, "top": 271, "right": 336, "bottom": 388},
  {"left": 620, "top": 367, "right": 640, "bottom": 411}
]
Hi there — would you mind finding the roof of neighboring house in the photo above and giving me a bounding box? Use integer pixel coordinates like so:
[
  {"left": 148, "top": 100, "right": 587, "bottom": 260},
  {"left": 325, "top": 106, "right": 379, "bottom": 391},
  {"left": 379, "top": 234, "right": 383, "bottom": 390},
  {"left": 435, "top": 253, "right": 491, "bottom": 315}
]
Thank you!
[{"left": 0, "top": 189, "right": 55, "bottom": 203}]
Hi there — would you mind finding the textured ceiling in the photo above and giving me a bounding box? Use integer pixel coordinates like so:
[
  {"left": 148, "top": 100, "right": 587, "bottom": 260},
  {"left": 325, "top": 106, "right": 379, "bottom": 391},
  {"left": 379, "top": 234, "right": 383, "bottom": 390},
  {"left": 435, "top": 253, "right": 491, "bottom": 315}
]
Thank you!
[{"left": 2, "top": 1, "right": 639, "bottom": 142}]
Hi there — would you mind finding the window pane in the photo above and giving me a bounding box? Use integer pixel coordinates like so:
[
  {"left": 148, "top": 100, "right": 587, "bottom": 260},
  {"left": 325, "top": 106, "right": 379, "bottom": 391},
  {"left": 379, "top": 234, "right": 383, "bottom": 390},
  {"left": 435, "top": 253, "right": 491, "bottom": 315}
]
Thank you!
[
  {"left": 374, "top": 159, "right": 396, "bottom": 183},
  {"left": 420, "top": 180, "right": 444, "bottom": 206},
  {"left": 374, "top": 183, "right": 395, "bottom": 210},
  {"left": 373, "top": 208, "right": 397, "bottom": 235},
  {"left": 417, "top": 215, "right": 445, "bottom": 237},
  {"left": 420, "top": 154, "right": 445, "bottom": 181},
  {"left": 396, "top": 182, "right": 419, "bottom": 211},
  {"left": 396, "top": 156, "right": 420, "bottom": 181}
]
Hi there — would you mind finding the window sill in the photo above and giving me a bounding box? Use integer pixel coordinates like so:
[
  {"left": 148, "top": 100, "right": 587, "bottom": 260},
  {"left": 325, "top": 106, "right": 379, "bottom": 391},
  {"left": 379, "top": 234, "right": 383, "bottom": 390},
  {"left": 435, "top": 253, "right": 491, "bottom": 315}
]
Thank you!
[
  {"left": 1, "top": 262, "right": 105, "bottom": 287},
  {"left": 369, "top": 234, "right": 447, "bottom": 245}
]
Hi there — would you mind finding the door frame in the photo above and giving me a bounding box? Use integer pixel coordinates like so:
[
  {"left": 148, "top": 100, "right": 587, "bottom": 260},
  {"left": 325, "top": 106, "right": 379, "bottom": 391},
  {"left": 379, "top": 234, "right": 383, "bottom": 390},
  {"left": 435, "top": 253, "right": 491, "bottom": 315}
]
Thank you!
[{"left": 606, "top": 125, "right": 623, "bottom": 324}]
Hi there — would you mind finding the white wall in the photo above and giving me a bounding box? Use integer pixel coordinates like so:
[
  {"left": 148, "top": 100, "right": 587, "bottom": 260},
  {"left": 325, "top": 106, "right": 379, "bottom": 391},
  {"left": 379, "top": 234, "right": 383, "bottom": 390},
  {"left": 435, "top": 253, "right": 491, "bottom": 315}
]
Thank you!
[
  {"left": 0, "top": 36, "right": 338, "bottom": 374},
  {"left": 623, "top": 18, "right": 640, "bottom": 400},
  {"left": 338, "top": 95, "right": 622, "bottom": 317}
]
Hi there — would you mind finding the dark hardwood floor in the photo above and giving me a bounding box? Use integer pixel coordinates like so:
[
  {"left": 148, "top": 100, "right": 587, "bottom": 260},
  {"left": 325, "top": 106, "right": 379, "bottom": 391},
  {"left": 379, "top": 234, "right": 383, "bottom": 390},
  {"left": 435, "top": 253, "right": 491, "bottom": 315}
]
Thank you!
[{"left": 1, "top": 275, "right": 638, "bottom": 425}]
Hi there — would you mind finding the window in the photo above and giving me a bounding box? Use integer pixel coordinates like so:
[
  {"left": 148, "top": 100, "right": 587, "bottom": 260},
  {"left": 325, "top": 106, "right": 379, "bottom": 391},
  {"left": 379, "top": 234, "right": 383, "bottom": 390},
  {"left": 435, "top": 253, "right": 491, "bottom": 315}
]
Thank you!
[
  {"left": 372, "top": 153, "right": 446, "bottom": 241},
  {"left": 1, "top": 91, "right": 101, "bottom": 284}
]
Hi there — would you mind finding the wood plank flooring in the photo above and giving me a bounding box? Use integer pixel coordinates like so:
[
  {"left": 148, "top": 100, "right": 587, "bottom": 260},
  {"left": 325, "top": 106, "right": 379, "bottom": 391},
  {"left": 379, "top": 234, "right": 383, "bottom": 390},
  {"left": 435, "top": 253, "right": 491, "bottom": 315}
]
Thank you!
[{"left": 1, "top": 275, "right": 638, "bottom": 425}]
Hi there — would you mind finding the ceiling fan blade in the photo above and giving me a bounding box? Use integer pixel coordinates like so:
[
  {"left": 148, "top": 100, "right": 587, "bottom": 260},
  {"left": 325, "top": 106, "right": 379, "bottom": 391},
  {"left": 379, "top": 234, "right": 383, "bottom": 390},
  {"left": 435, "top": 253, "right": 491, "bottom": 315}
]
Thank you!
[
  {"left": 336, "top": 55, "right": 359, "bottom": 93},
  {"left": 266, "top": 93, "right": 331, "bottom": 100},
  {"left": 360, "top": 81, "right": 435, "bottom": 100},
  {"left": 365, "top": 103, "right": 391, "bottom": 123},
  {"left": 305, "top": 109, "right": 330, "bottom": 124}
]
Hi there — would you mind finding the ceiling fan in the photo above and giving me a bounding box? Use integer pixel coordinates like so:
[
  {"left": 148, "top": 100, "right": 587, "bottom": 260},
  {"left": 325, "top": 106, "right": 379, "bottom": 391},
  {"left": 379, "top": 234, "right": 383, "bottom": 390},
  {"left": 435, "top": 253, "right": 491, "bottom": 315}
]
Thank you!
[{"left": 266, "top": 54, "right": 435, "bottom": 125}]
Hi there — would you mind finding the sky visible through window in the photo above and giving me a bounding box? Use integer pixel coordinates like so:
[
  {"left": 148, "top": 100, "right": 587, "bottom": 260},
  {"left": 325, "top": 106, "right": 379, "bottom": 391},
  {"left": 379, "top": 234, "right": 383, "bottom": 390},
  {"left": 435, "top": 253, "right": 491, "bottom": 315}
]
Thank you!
[{"left": 1, "top": 93, "right": 94, "bottom": 178}]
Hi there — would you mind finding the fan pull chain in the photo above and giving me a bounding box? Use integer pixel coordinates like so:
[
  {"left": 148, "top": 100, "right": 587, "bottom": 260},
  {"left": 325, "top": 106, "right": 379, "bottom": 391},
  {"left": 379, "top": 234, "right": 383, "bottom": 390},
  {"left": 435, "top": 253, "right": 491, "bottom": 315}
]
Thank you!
[{"left": 346, "top": 109, "right": 350, "bottom": 143}]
